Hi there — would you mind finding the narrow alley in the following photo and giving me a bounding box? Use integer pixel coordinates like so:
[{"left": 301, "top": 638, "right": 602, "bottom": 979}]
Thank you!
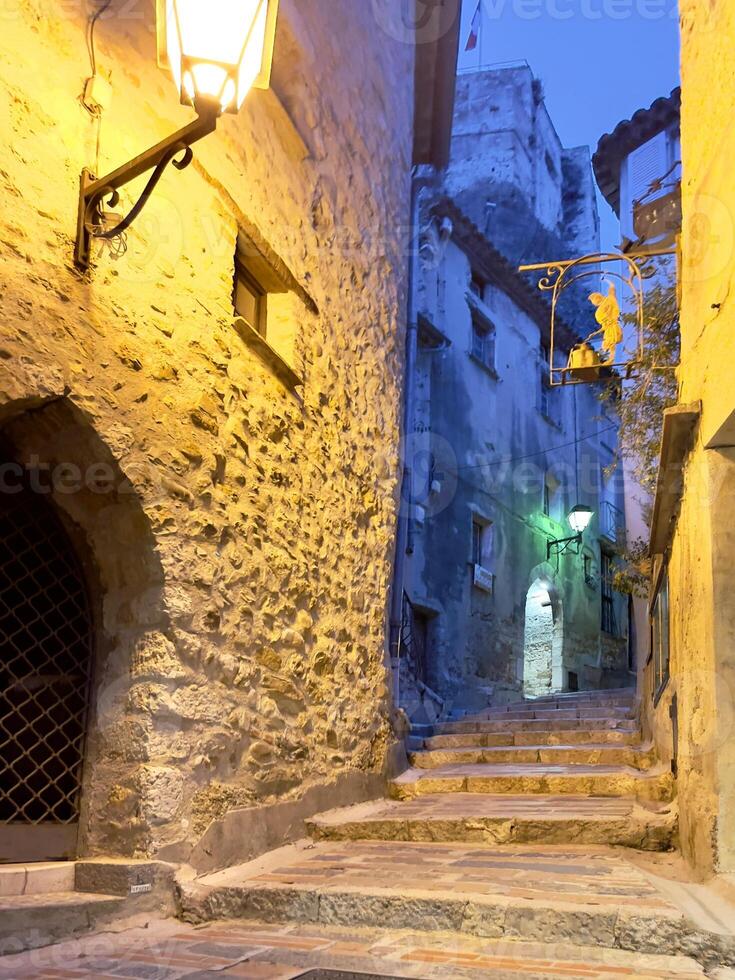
[{"left": 2, "top": 0, "right": 735, "bottom": 976}]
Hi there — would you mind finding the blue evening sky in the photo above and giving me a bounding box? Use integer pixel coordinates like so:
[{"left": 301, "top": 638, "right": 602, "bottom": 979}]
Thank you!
[{"left": 457, "top": 0, "right": 681, "bottom": 249}]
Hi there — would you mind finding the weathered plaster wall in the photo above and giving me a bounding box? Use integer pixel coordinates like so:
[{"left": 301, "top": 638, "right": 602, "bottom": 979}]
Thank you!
[
  {"left": 643, "top": 0, "right": 735, "bottom": 875},
  {"left": 0, "top": 0, "right": 412, "bottom": 859}
]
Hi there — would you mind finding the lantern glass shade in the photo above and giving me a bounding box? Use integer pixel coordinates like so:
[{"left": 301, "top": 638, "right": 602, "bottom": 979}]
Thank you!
[
  {"left": 568, "top": 505, "right": 594, "bottom": 534},
  {"left": 162, "top": 0, "right": 279, "bottom": 113}
]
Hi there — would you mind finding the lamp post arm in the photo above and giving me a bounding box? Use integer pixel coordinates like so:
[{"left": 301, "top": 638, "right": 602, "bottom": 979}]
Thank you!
[
  {"left": 74, "top": 102, "right": 220, "bottom": 271},
  {"left": 547, "top": 532, "right": 583, "bottom": 561}
]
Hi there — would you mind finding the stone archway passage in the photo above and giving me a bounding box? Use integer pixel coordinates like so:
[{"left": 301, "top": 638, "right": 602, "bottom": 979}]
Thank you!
[
  {"left": 523, "top": 579, "right": 557, "bottom": 698},
  {"left": 0, "top": 466, "right": 94, "bottom": 861}
]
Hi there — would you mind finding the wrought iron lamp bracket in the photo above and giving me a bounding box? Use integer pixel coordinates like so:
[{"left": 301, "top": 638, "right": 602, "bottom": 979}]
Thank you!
[
  {"left": 547, "top": 532, "right": 582, "bottom": 561},
  {"left": 74, "top": 98, "right": 220, "bottom": 271}
]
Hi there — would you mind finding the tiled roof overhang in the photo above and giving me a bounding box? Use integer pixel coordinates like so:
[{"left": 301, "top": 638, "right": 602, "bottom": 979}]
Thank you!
[
  {"left": 593, "top": 88, "right": 681, "bottom": 216},
  {"left": 430, "top": 196, "right": 581, "bottom": 351}
]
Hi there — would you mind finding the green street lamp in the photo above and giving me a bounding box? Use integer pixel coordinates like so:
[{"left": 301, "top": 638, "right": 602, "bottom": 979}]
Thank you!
[{"left": 548, "top": 505, "right": 594, "bottom": 560}]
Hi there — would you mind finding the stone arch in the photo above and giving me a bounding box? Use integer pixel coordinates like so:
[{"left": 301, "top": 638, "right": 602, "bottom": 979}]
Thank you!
[
  {"left": 0, "top": 396, "right": 167, "bottom": 858},
  {"left": 523, "top": 566, "right": 564, "bottom": 698}
]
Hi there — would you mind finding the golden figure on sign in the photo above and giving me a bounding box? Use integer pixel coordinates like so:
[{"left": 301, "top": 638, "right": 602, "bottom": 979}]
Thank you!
[{"left": 586, "top": 280, "right": 623, "bottom": 365}]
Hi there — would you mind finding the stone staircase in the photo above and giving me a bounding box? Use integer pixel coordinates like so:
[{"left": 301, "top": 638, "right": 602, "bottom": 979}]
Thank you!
[{"left": 177, "top": 690, "right": 735, "bottom": 973}]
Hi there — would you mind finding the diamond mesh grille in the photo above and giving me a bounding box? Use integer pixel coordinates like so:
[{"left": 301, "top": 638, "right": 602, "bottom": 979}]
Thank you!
[{"left": 0, "top": 480, "right": 93, "bottom": 825}]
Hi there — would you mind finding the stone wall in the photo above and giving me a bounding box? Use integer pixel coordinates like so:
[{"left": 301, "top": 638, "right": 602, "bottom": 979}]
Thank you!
[
  {"left": 405, "top": 225, "right": 629, "bottom": 710},
  {"left": 0, "top": 0, "right": 413, "bottom": 860},
  {"left": 641, "top": 0, "right": 735, "bottom": 875},
  {"left": 446, "top": 66, "right": 600, "bottom": 328}
]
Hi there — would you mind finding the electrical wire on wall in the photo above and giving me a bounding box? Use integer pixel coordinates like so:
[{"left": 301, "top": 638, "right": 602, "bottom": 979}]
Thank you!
[{"left": 80, "top": 0, "right": 127, "bottom": 258}]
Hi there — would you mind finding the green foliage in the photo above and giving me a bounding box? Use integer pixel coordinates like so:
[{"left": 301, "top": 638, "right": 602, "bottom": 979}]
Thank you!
[{"left": 601, "top": 267, "right": 680, "bottom": 592}]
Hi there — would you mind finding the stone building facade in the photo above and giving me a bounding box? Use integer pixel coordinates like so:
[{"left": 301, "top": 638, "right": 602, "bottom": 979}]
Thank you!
[
  {"left": 0, "top": 0, "right": 459, "bottom": 866},
  {"left": 399, "top": 66, "right": 630, "bottom": 719},
  {"left": 592, "top": 90, "right": 681, "bottom": 674},
  {"left": 638, "top": 1, "right": 735, "bottom": 877}
]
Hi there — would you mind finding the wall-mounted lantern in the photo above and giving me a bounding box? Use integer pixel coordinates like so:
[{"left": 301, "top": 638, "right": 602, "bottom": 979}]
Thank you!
[
  {"left": 74, "top": 0, "right": 279, "bottom": 271},
  {"left": 547, "top": 505, "right": 594, "bottom": 560}
]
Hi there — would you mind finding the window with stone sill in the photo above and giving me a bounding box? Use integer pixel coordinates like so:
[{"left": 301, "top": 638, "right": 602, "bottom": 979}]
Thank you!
[
  {"left": 471, "top": 517, "right": 494, "bottom": 570},
  {"left": 232, "top": 237, "right": 302, "bottom": 390},
  {"left": 470, "top": 314, "right": 496, "bottom": 374}
]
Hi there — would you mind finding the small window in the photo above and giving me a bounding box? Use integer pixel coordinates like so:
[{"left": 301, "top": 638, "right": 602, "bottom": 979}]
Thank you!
[
  {"left": 543, "top": 472, "right": 559, "bottom": 520},
  {"left": 601, "top": 551, "right": 618, "bottom": 636},
  {"left": 471, "top": 316, "right": 496, "bottom": 372},
  {"left": 472, "top": 518, "right": 494, "bottom": 569},
  {"left": 234, "top": 261, "right": 267, "bottom": 338},
  {"left": 651, "top": 571, "right": 670, "bottom": 700}
]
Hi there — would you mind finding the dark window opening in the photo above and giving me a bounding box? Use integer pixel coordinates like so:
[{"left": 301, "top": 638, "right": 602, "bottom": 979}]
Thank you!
[
  {"left": 652, "top": 570, "right": 670, "bottom": 701},
  {"left": 470, "top": 272, "right": 486, "bottom": 299},
  {"left": 472, "top": 520, "right": 483, "bottom": 566},
  {"left": 601, "top": 551, "right": 618, "bottom": 635},
  {"left": 234, "top": 261, "right": 267, "bottom": 338}
]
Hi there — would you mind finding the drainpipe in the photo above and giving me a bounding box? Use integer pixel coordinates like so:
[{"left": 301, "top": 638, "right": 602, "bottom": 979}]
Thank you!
[{"left": 388, "top": 167, "right": 435, "bottom": 708}]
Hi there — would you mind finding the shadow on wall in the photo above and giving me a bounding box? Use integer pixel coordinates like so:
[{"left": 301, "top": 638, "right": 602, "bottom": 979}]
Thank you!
[
  {"left": 523, "top": 576, "right": 563, "bottom": 698},
  {"left": 0, "top": 396, "right": 167, "bottom": 858}
]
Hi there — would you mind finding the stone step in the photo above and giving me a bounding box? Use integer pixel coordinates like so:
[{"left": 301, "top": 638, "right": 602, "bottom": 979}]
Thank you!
[
  {"left": 306, "top": 793, "right": 678, "bottom": 851},
  {"left": 431, "top": 717, "right": 639, "bottom": 736},
  {"left": 524, "top": 688, "right": 636, "bottom": 704},
  {"left": 408, "top": 742, "right": 657, "bottom": 771},
  {"left": 177, "top": 841, "right": 735, "bottom": 969},
  {"left": 389, "top": 763, "right": 675, "bottom": 804},
  {"left": 0, "top": 916, "right": 711, "bottom": 979},
  {"left": 0, "top": 859, "right": 176, "bottom": 955},
  {"left": 0, "top": 891, "right": 125, "bottom": 956},
  {"left": 0, "top": 861, "right": 75, "bottom": 897},
  {"left": 423, "top": 727, "right": 641, "bottom": 749},
  {"left": 462, "top": 706, "right": 636, "bottom": 723}
]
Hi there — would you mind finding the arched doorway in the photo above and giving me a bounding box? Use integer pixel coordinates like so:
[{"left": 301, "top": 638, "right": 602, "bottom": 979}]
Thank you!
[
  {"left": 0, "top": 464, "right": 94, "bottom": 861},
  {"left": 523, "top": 577, "right": 563, "bottom": 697}
]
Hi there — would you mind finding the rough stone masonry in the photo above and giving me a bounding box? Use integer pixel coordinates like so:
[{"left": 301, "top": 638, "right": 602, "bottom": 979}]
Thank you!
[{"left": 0, "top": 0, "right": 414, "bottom": 861}]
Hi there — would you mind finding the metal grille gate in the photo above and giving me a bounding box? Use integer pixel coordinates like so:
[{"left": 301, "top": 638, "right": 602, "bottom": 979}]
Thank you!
[{"left": 0, "top": 475, "right": 93, "bottom": 853}]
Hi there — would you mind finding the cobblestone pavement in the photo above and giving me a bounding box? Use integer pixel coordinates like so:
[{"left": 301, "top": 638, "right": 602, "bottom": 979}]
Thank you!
[{"left": 0, "top": 918, "right": 707, "bottom": 979}]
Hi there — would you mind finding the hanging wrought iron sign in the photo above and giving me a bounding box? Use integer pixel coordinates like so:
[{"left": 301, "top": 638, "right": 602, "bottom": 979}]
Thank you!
[{"left": 519, "top": 252, "right": 649, "bottom": 386}]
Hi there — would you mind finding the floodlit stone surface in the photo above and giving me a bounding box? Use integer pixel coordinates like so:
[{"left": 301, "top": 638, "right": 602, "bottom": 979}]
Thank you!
[
  {"left": 177, "top": 840, "right": 735, "bottom": 967},
  {"left": 389, "top": 763, "right": 674, "bottom": 804},
  {"left": 0, "top": 0, "right": 413, "bottom": 860},
  {"left": 307, "top": 794, "right": 677, "bottom": 850}
]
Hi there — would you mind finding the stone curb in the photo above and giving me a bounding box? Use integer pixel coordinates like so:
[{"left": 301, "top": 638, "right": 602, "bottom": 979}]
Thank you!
[
  {"left": 389, "top": 767, "right": 675, "bottom": 804},
  {"left": 177, "top": 881, "right": 735, "bottom": 969},
  {"left": 305, "top": 811, "right": 678, "bottom": 851}
]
